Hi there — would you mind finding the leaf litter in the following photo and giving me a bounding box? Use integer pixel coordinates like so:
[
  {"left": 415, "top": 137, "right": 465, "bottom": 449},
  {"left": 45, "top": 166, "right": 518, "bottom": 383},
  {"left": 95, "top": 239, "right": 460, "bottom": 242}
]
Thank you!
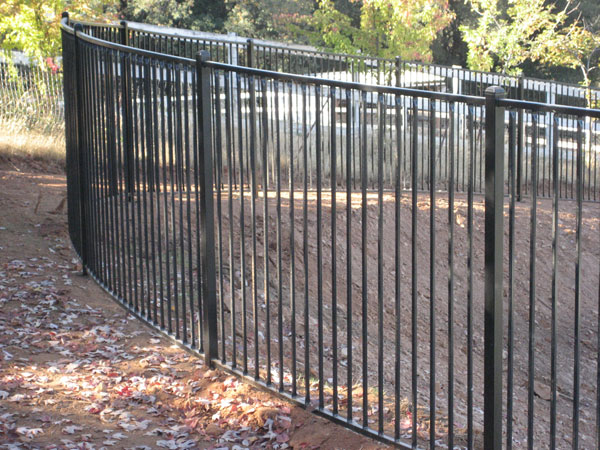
[{"left": 0, "top": 168, "right": 387, "bottom": 449}]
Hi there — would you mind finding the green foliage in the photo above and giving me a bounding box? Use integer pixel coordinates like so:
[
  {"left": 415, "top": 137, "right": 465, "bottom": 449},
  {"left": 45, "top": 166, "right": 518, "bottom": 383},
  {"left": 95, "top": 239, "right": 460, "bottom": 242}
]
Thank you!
[
  {"left": 307, "top": 0, "right": 359, "bottom": 53},
  {"left": 123, "top": 0, "right": 194, "bottom": 29},
  {"left": 534, "top": 18, "right": 600, "bottom": 89},
  {"left": 357, "top": 0, "right": 454, "bottom": 61},
  {"left": 430, "top": 0, "right": 474, "bottom": 66},
  {"left": 122, "top": 0, "right": 228, "bottom": 32},
  {"left": 223, "top": 0, "right": 313, "bottom": 41},
  {"left": 304, "top": 0, "right": 454, "bottom": 62},
  {"left": 460, "top": 0, "right": 573, "bottom": 75},
  {"left": 0, "top": 0, "right": 116, "bottom": 64}
]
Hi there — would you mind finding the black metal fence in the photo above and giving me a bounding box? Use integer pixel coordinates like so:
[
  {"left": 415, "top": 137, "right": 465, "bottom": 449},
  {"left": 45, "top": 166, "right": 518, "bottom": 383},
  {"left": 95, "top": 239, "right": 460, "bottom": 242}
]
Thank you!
[
  {"left": 61, "top": 14, "right": 600, "bottom": 449},
  {"left": 64, "top": 16, "right": 600, "bottom": 202}
]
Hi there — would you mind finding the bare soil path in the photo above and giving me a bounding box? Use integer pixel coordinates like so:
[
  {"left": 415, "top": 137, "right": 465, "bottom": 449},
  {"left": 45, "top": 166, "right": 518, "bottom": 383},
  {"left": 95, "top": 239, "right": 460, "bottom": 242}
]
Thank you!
[{"left": 0, "top": 164, "right": 387, "bottom": 450}]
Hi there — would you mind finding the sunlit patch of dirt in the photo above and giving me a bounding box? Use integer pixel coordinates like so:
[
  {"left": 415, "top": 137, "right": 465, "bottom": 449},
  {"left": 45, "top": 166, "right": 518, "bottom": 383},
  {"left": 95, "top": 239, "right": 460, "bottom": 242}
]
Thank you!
[{"left": 0, "top": 165, "right": 386, "bottom": 449}]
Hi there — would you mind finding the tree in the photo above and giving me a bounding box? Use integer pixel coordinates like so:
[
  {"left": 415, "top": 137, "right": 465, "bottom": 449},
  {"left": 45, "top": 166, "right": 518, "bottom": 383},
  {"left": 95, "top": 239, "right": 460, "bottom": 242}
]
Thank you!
[
  {"left": 460, "top": 0, "right": 573, "bottom": 75},
  {"left": 356, "top": 0, "right": 453, "bottom": 61},
  {"left": 430, "top": 0, "right": 475, "bottom": 66},
  {"left": 223, "top": 0, "right": 313, "bottom": 41},
  {"left": 535, "top": 17, "right": 600, "bottom": 92},
  {"left": 0, "top": 0, "right": 116, "bottom": 65},
  {"left": 305, "top": 0, "right": 454, "bottom": 62},
  {"left": 121, "top": 0, "right": 229, "bottom": 32},
  {"left": 302, "top": 0, "right": 359, "bottom": 53}
]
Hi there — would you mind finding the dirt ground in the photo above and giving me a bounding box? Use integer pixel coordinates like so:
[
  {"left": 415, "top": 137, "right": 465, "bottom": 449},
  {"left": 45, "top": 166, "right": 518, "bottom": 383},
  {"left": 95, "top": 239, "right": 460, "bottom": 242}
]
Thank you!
[
  {"left": 209, "top": 185, "right": 599, "bottom": 449},
  {"left": 0, "top": 161, "right": 388, "bottom": 449},
  {"left": 3, "top": 152, "right": 599, "bottom": 449},
  {"left": 75, "top": 178, "right": 600, "bottom": 449}
]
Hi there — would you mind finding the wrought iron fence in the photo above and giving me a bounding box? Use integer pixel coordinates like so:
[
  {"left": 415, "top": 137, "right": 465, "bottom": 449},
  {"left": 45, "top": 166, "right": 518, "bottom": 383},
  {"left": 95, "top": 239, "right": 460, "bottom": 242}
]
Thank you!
[
  {"left": 64, "top": 16, "right": 600, "bottom": 202},
  {"left": 61, "top": 13, "right": 600, "bottom": 450}
]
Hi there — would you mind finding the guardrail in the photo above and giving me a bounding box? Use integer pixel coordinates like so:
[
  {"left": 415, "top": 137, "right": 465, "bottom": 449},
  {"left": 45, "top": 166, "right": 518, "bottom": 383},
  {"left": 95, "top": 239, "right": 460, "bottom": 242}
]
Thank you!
[{"left": 61, "top": 13, "right": 600, "bottom": 449}]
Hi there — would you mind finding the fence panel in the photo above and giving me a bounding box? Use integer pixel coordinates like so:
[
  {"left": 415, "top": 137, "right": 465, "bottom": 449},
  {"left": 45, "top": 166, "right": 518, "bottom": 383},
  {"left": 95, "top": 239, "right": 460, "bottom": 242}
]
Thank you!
[
  {"left": 500, "top": 98, "right": 600, "bottom": 450},
  {"left": 61, "top": 16, "right": 600, "bottom": 450}
]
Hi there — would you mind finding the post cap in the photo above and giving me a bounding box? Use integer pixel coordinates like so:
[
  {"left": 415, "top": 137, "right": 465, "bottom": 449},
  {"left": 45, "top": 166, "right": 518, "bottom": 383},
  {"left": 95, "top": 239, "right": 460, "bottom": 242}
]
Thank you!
[
  {"left": 120, "top": 20, "right": 128, "bottom": 28},
  {"left": 196, "top": 50, "right": 210, "bottom": 62},
  {"left": 61, "top": 11, "right": 69, "bottom": 19},
  {"left": 485, "top": 86, "right": 506, "bottom": 99}
]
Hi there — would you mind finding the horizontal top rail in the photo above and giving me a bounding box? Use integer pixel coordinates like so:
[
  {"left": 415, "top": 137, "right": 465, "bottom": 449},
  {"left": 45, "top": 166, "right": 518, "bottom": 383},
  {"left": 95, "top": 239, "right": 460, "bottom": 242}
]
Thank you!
[
  {"left": 63, "top": 15, "right": 600, "bottom": 100},
  {"left": 61, "top": 14, "right": 600, "bottom": 116},
  {"left": 498, "top": 97, "right": 600, "bottom": 118},
  {"left": 202, "top": 60, "right": 487, "bottom": 105},
  {"left": 61, "top": 18, "right": 195, "bottom": 66}
]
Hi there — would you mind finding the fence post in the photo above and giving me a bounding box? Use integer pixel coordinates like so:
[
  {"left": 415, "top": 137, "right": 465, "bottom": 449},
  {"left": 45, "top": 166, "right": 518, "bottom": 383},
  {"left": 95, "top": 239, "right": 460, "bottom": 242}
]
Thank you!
[
  {"left": 120, "top": 20, "right": 135, "bottom": 198},
  {"left": 247, "top": 38, "right": 254, "bottom": 68},
  {"left": 484, "top": 86, "right": 505, "bottom": 450},
  {"left": 73, "top": 24, "right": 88, "bottom": 276},
  {"left": 196, "top": 50, "right": 218, "bottom": 365},
  {"left": 517, "top": 75, "right": 524, "bottom": 201},
  {"left": 395, "top": 56, "right": 401, "bottom": 87}
]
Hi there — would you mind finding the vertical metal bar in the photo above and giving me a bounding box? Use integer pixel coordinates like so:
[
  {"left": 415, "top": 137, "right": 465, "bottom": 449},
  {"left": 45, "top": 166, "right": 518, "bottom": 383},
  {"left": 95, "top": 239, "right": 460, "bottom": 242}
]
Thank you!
[
  {"left": 235, "top": 71, "right": 248, "bottom": 372},
  {"left": 573, "top": 118, "right": 583, "bottom": 450},
  {"left": 316, "top": 85, "right": 324, "bottom": 408},
  {"left": 249, "top": 73, "right": 259, "bottom": 379},
  {"left": 120, "top": 21, "right": 135, "bottom": 198},
  {"left": 274, "top": 80, "right": 283, "bottom": 392},
  {"left": 429, "top": 99, "right": 436, "bottom": 449},
  {"left": 261, "top": 78, "right": 271, "bottom": 385},
  {"left": 507, "top": 111, "right": 517, "bottom": 450},
  {"left": 147, "top": 61, "right": 159, "bottom": 325},
  {"left": 73, "top": 25, "right": 88, "bottom": 275},
  {"left": 345, "top": 87, "right": 353, "bottom": 422},
  {"left": 247, "top": 39, "right": 254, "bottom": 68},
  {"left": 153, "top": 63, "right": 165, "bottom": 331},
  {"left": 527, "top": 113, "right": 539, "bottom": 450},
  {"left": 517, "top": 77, "right": 524, "bottom": 201},
  {"left": 302, "top": 83, "right": 310, "bottom": 404},
  {"left": 114, "top": 47, "right": 127, "bottom": 304},
  {"left": 95, "top": 47, "right": 107, "bottom": 283},
  {"left": 141, "top": 59, "right": 152, "bottom": 319},
  {"left": 394, "top": 92, "right": 403, "bottom": 441},
  {"left": 196, "top": 51, "right": 218, "bottom": 365},
  {"left": 484, "top": 86, "right": 505, "bottom": 450},
  {"left": 224, "top": 71, "right": 235, "bottom": 365},
  {"left": 330, "top": 86, "right": 338, "bottom": 414},
  {"left": 411, "top": 96, "right": 419, "bottom": 448},
  {"left": 88, "top": 45, "right": 100, "bottom": 278},
  {"left": 183, "top": 68, "right": 195, "bottom": 344},
  {"left": 171, "top": 66, "right": 180, "bottom": 336},
  {"left": 215, "top": 73, "right": 225, "bottom": 356},
  {"left": 105, "top": 51, "right": 118, "bottom": 295},
  {"left": 376, "top": 93, "right": 385, "bottom": 434},
  {"left": 361, "top": 90, "right": 368, "bottom": 428},
  {"left": 468, "top": 104, "right": 476, "bottom": 450},
  {"left": 550, "top": 115, "right": 559, "bottom": 450},
  {"left": 162, "top": 64, "right": 173, "bottom": 334},
  {"left": 289, "top": 81, "right": 297, "bottom": 397},
  {"left": 447, "top": 102, "right": 456, "bottom": 450}
]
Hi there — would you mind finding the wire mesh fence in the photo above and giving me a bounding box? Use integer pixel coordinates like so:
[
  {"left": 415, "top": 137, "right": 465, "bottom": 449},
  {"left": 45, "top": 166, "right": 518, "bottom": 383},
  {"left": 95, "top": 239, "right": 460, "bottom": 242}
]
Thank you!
[{"left": 0, "top": 54, "right": 64, "bottom": 137}]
